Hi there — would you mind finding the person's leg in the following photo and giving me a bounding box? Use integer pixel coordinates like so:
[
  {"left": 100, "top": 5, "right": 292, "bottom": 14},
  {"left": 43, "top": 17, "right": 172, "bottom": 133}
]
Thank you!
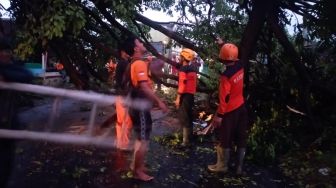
[
  {"left": 208, "top": 113, "right": 233, "bottom": 172},
  {"left": 235, "top": 105, "right": 249, "bottom": 175},
  {"left": 129, "top": 110, "right": 153, "bottom": 181},
  {"left": 132, "top": 139, "right": 153, "bottom": 181},
  {"left": 180, "top": 94, "right": 194, "bottom": 146}
]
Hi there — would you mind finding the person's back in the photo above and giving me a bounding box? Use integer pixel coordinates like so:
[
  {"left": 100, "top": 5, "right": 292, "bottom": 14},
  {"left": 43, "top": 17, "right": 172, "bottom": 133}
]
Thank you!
[
  {"left": 178, "top": 64, "right": 197, "bottom": 95},
  {"left": 219, "top": 61, "right": 244, "bottom": 113}
]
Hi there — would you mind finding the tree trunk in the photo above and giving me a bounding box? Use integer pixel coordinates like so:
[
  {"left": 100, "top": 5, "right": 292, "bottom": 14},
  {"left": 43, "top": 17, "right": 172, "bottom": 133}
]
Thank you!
[{"left": 239, "top": 0, "right": 275, "bottom": 93}]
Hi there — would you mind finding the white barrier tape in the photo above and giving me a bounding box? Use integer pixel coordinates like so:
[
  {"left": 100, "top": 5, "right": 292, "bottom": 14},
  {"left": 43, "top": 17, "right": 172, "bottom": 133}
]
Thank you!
[
  {"left": 0, "top": 129, "right": 120, "bottom": 149},
  {"left": 0, "top": 81, "right": 150, "bottom": 110}
]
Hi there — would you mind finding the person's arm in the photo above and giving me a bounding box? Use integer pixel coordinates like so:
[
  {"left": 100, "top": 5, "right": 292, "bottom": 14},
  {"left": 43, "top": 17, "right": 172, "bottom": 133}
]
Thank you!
[
  {"left": 134, "top": 60, "right": 168, "bottom": 112},
  {"left": 139, "top": 81, "right": 168, "bottom": 112}
]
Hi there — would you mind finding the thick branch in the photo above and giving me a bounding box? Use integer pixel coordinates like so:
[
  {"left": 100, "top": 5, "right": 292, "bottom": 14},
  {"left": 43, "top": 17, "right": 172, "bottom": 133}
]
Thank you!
[
  {"left": 151, "top": 21, "right": 195, "bottom": 27},
  {"left": 239, "top": 0, "right": 274, "bottom": 65},
  {"left": 134, "top": 13, "right": 205, "bottom": 54},
  {"left": 92, "top": 1, "right": 210, "bottom": 80}
]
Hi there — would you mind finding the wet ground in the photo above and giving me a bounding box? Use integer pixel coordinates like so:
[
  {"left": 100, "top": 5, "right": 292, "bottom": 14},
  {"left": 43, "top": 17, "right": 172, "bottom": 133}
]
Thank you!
[{"left": 7, "top": 98, "right": 295, "bottom": 188}]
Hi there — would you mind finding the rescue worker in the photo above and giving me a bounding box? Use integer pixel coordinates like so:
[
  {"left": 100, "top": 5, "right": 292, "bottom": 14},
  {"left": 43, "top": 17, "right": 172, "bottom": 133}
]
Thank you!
[
  {"left": 123, "top": 36, "right": 168, "bottom": 181},
  {"left": 114, "top": 46, "right": 132, "bottom": 150},
  {"left": 174, "top": 48, "right": 197, "bottom": 147},
  {"left": 55, "top": 61, "right": 66, "bottom": 82},
  {"left": 55, "top": 62, "right": 64, "bottom": 71},
  {"left": 207, "top": 43, "right": 249, "bottom": 175}
]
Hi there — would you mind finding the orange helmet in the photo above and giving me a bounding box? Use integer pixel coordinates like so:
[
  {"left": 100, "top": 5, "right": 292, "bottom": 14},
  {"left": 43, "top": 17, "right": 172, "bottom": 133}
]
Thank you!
[
  {"left": 180, "top": 48, "right": 195, "bottom": 61},
  {"left": 55, "top": 63, "right": 64, "bottom": 70},
  {"left": 219, "top": 43, "right": 239, "bottom": 61}
]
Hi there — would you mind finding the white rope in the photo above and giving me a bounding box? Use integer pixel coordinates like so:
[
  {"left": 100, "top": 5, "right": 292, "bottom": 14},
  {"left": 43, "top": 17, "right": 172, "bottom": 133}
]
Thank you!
[
  {"left": 0, "top": 129, "right": 121, "bottom": 149},
  {"left": 0, "top": 81, "right": 150, "bottom": 110}
]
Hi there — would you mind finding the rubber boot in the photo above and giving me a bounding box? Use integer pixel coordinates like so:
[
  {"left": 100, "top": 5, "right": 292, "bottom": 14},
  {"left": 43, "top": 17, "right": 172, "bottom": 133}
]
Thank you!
[
  {"left": 236, "top": 148, "right": 246, "bottom": 175},
  {"left": 208, "top": 147, "right": 230, "bottom": 173},
  {"left": 181, "top": 127, "right": 192, "bottom": 146}
]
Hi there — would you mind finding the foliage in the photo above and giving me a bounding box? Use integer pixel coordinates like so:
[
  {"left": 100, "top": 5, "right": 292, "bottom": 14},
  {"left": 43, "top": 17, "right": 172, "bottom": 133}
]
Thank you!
[
  {"left": 10, "top": 0, "right": 86, "bottom": 59},
  {"left": 247, "top": 107, "right": 301, "bottom": 163}
]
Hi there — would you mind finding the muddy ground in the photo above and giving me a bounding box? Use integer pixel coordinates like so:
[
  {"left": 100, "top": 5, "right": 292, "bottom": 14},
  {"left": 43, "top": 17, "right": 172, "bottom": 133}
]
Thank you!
[{"left": 6, "top": 98, "right": 295, "bottom": 188}]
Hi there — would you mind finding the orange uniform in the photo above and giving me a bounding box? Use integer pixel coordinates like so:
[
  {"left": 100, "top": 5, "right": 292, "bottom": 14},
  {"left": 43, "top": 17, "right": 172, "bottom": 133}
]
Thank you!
[
  {"left": 217, "top": 61, "right": 244, "bottom": 117},
  {"left": 115, "top": 97, "right": 132, "bottom": 150},
  {"left": 177, "top": 65, "right": 197, "bottom": 94}
]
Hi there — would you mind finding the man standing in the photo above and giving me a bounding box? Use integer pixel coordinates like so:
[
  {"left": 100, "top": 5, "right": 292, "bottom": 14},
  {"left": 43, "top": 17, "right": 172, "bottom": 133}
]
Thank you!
[
  {"left": 207, "top": 43, "right": 249, "bottom": 175},
  {"left": 174, "top": 48, "right": 197, "bottom": 147},
  {"left": 123, "top": 36, "right": 168, "bottom": 181}
]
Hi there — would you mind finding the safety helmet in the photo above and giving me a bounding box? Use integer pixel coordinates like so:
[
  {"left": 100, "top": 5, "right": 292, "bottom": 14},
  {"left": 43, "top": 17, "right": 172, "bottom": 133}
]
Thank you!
[
  {"left": 219, "top": 43, "right": 239, "bottom": 61},
  {"left": 180, "top": 48, "right": 195, "bottom": 61},
  {"left": 55, "top": 63, "right": 64, "bottom": 70}
]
